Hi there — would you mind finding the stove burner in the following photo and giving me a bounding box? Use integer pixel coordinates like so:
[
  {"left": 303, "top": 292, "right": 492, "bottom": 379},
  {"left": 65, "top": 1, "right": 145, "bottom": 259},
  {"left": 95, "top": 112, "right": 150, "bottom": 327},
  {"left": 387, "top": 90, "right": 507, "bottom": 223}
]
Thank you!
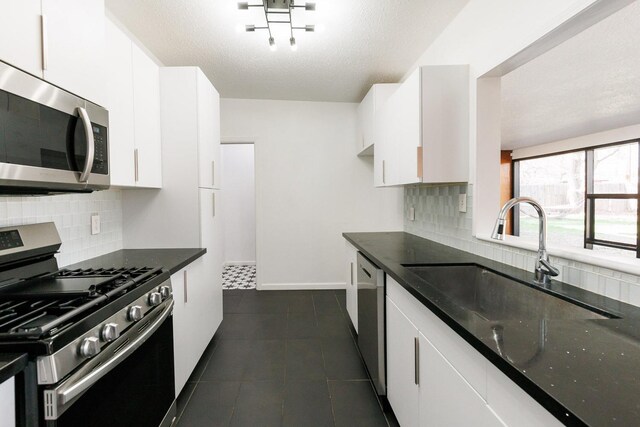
[
  {"left": 0, "top": 266, "right": 161, "bottom": 339},
  {"left": 58, "top": 267, "right": 154, "bottom": 278}
]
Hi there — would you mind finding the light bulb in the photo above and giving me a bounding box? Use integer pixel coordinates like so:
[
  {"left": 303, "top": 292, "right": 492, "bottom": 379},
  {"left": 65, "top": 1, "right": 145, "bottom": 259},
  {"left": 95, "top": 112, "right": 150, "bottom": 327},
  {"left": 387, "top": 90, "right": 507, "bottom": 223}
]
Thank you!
[
  {"left": 269, "top": 37, "right": 277, "bottom": 51},
  {"left": 238, "top": 2, "right": 249, "bottom": 9},
  {"left": 290, "top": 37, "right": 297, "bottom": 51}
]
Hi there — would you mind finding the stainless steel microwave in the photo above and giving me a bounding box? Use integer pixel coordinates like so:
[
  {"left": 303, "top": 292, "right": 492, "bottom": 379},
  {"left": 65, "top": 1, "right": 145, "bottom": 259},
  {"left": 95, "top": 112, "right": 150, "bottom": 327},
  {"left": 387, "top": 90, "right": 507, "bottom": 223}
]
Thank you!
[{"left": 0, "top": 60, "right": 109, "bottom": 194}]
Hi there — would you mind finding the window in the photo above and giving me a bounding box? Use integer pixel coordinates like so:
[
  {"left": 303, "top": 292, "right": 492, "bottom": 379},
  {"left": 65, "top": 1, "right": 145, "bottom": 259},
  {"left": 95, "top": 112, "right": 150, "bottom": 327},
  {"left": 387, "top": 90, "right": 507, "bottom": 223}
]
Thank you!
[{"left": 513, "top": 140, "right": 640, "bottom": 258}]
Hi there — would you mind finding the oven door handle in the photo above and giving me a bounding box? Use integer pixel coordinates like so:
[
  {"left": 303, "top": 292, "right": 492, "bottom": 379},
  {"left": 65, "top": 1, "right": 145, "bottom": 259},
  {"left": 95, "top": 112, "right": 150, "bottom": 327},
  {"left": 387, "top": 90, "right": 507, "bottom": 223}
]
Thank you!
[
  {"left": 44, "top": 300, "right": 173, "bottom": 419},
  {"left": 61, "top": 300, "right": 173, "bottom": 404}
]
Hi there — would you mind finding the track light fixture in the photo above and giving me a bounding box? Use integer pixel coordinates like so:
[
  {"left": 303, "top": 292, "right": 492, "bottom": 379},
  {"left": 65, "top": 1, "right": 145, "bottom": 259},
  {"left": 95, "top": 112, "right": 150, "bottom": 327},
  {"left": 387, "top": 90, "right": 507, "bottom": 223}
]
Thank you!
[{"left": 238, "top": 0, "right": 317, "bottom": 51}]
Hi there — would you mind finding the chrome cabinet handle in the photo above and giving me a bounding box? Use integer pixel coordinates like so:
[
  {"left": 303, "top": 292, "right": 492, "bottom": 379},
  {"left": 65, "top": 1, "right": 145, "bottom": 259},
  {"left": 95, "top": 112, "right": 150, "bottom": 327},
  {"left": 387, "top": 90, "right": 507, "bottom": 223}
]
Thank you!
[
  {"left": 382, "top": 160, "right": 386, "bottom": 185},
  {"left": 350, "top": 262, "right": 353, "bottom": 286},
  {"left": 184, "top": 270, "right": 188, "bottom": 303},
  {"left": 76, "top": 107, "right": 95, "bottom": 183},
  {"left": 212, "top": 192, "right": 216, "bottom": 217},
  {"left": 134, "top": 148, "right": 139, "bottom": 182},
  {"left": 41, "top": 15, "right": 48, "bottom": 70},
  {"left": 414, "top": 337, "right": 420, "bottom": 385}
]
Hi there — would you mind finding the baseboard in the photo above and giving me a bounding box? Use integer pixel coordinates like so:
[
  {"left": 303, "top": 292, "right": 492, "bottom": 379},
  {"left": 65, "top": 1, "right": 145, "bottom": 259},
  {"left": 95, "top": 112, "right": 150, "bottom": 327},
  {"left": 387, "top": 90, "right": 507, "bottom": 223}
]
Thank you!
[
  {"left": 223, "top": 261, "right": 256, "bottom": 266},
  {"left": 258, "top": 282, "right": 346, "bottom": 291}
]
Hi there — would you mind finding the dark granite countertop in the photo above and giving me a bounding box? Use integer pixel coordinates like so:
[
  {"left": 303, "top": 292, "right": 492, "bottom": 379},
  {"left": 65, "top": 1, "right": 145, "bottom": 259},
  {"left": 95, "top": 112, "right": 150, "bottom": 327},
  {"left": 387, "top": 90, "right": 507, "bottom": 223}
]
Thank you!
[
  {"left": 344, "top": 232, "right": 640, "bottom": 427},
  {"left": 64, "top": 248, "right": 206, "bottom": 275},
  {"left": 0, "top": 353, "right": 28, "bottom": 384}
]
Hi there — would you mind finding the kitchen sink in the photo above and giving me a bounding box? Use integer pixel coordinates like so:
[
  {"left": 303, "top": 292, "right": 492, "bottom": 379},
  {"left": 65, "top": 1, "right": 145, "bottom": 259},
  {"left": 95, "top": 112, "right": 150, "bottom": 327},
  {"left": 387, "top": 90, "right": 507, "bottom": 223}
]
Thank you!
[{"left": 403, "top": 264, "right": 614, "bottom": 321}]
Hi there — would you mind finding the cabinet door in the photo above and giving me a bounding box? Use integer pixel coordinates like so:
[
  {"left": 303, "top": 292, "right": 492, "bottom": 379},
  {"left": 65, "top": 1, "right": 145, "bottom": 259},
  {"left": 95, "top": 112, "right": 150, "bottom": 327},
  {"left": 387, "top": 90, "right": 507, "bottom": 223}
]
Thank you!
[
  {"left": 357, "top": 88, "right": 374, "bottom": 154},
  {"left": 386, "top": 69, "right": 421, "bottom": 186},
  {"left": 419, "top": 333, "right": 505, "bottom": 427},
  {"left": 41, "top": 0, "right": 106, "bottom": 105},
  {"left": 387, "top": 296, "right": 420, "bottom": 427},
  {"left": 0, "top": 377, "right": 15, "bottom": 427},
  {"left": 345, "top": 241, "right": 358, "bottom": 331},
  {"left": 421, "top": 65, "right": 469, "bottom": 184},
  {"left": 132, "top": 43, "right": 162, "bottom": 188},
  {"left": 105, "top": 19, "right": 135, "bottom": 187},
  {"left": 0, "top": 0, "right": 42, "bottom": 77},
  {"left": 171, "top": 267, "right": 190, "bottom": 396},
  {"left": 198, "top": 189, "right": 223, "bottom": 339},
  {"left": 211, "top": 88, "right": 221, "bottom": 189},
  {"left": 197, "top": 71, "right": 216, "bottom": 189}
]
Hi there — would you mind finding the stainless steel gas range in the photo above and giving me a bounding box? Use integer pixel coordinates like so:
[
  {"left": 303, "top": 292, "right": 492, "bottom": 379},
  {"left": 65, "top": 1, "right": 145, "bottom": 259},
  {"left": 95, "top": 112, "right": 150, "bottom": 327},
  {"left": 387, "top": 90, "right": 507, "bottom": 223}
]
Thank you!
[{"left": 0, "top": 223, "right": 176, "bottom": 427}]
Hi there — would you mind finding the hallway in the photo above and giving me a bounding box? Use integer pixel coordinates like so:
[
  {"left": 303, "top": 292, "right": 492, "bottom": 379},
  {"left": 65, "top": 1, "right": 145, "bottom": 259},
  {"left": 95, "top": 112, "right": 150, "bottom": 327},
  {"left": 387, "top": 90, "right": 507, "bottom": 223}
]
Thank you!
[{"left": 174, "top": 289, "right": 397, "bottom": 427}]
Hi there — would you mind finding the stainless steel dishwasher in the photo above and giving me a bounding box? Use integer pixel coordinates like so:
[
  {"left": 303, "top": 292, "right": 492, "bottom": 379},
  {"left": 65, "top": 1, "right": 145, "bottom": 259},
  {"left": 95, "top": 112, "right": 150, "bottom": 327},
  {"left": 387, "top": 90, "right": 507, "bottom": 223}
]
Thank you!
[{"left": 357, "top": 252, "right": 386, "bottom": 396}]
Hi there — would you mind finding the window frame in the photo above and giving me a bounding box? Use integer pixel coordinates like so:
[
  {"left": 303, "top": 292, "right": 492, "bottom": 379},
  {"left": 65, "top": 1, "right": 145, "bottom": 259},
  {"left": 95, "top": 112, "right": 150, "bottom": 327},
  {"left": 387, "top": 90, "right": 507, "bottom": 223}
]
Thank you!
[{"left": 512, "top": 138, "right": 640, "bottom": 258}]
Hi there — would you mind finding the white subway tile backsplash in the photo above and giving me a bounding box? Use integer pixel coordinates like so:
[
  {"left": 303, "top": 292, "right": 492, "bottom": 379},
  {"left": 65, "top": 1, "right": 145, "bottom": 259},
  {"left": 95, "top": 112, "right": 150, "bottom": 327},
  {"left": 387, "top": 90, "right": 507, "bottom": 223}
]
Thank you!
[
  {"left": 405, "top": 183, "right": 640, "bottom": 307},
  {"left": 0, "top": 190, "right": 123, "bottom": 267}
]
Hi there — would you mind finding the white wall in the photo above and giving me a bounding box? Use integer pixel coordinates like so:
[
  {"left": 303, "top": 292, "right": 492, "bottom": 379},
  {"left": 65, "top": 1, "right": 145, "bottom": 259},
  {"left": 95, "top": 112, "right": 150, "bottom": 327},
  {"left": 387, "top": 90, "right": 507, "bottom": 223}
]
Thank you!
[
  {"left": 0, "top": 190, "right": 124, "bottom": 267},
  {"left": 221, "top": 143, "right": 256, "bottom": 264},
  {"left": 221, "top": 98, "right": 404, "bottom": 289}
]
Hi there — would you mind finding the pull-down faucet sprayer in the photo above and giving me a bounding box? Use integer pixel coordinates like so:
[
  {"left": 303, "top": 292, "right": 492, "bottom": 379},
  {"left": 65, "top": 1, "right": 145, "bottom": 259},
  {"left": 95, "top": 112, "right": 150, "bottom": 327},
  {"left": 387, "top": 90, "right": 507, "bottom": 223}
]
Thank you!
[{"left": 491, "top": 197, "right": 559, "bottom": 285}]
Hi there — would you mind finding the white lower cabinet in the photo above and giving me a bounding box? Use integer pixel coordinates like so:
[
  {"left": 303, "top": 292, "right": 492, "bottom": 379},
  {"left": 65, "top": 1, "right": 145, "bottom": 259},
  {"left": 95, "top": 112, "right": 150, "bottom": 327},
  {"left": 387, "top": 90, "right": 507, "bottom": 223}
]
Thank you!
[
  {"left": 386, "top": 297, "right": 420, "bottom": 427},
  {"left": 0, "top": 377, "right": 15, "bottom": 427},
  {"left": 418, "top": 332, "right": 503, "bottom": 427},
  {"left": 345, "top": 241, "right": 358, "bottom": 331},
  {"left": 386, "top": 276, "right": 563, "bottom": 427},
  {"left": 172, "top": 257, "right": 210, "bottom": 396}
]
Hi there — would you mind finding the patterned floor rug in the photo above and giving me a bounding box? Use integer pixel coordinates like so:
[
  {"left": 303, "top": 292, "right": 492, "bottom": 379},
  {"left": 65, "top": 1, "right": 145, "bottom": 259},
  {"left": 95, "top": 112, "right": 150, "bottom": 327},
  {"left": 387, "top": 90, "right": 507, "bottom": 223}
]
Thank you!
[{"left": 222, "top": 265, "right": 257, "bottom": 290}]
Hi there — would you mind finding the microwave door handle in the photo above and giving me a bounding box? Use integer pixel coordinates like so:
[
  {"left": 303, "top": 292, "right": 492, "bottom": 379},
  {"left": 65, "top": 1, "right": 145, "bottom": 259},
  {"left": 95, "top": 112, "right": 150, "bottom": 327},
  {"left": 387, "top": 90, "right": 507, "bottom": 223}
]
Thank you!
[
  {"left": 44, "top": 300, "right": 173, "bottom": 420},
  {"left": 76, "top": 107, "right": 95, "bottom": 183}
]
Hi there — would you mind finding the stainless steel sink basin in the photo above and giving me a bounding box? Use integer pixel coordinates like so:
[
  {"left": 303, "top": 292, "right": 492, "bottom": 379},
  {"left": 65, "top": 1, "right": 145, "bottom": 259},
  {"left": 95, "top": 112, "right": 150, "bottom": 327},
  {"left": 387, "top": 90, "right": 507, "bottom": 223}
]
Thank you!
[{"left": 404, "top": 264, "right": 611, "bottom": 321}]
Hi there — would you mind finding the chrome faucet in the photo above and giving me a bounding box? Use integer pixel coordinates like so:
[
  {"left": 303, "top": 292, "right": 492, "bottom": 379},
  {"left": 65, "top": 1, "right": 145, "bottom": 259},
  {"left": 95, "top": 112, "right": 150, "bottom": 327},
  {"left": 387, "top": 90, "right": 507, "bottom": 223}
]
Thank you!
[{"left": 491, "top": 197, "right": 559, "bottom": 285}]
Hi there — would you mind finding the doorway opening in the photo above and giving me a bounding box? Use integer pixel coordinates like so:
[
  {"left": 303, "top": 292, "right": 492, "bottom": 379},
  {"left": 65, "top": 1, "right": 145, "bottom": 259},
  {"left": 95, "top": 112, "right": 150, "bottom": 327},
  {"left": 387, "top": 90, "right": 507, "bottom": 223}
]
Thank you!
[{"left": 220, "top": 142, "right": 257, "bottom": 290}]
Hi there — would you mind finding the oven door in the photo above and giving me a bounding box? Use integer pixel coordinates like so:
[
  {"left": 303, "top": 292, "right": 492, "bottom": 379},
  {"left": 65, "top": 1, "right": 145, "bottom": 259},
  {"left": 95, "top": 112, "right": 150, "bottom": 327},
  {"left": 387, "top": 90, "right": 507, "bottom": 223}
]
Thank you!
[
  {"left": 41, "top": 300, "right": 176, "bottom": 427},
  {"left": 0, "top": 61, "right": 109, "bottom": 194}
]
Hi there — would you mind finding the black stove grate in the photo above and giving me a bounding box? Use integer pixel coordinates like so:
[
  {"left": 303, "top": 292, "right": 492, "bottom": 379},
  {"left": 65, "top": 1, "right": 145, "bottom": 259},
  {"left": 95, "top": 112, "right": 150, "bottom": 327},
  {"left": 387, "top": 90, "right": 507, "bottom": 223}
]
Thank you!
[{"left": 0, "top": 266, "right": 161, "bottom": 339}]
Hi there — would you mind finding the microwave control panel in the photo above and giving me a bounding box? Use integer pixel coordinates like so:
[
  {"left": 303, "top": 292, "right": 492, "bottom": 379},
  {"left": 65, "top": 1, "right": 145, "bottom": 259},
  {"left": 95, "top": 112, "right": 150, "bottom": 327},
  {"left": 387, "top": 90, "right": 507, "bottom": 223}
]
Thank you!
[
  {"left": 91, "top": 124, "right": 108, "bottom": 175},
  {"left": 0, "top": 230, "right": 24, "bottom": 250}
]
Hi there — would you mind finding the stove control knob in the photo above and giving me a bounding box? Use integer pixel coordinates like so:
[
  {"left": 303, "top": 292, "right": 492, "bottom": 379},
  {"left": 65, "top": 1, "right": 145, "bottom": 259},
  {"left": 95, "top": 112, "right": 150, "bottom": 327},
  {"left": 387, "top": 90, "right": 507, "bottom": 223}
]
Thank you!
[
  {"left": 158, "top": 285, "right": 171, "bottom": 300},
  {"left": 128, "top": 305, "right": 143, "bottom": 322},
  {"left": 101, "top": 323, "right": 119, "bottom": 342},
  {"left": 148, "top": 292, "right": 162, "bottom": 307},
  {"left": 79, "top": 337, "right": 100, "bottom": 358}
]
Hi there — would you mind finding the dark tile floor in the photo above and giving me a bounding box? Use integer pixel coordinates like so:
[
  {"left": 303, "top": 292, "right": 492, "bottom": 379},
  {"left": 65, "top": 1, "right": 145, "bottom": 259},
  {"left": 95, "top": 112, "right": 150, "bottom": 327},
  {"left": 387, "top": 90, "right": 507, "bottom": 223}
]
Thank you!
[{"left": 175, "top": 289, "right": 399, "bottom": 427}]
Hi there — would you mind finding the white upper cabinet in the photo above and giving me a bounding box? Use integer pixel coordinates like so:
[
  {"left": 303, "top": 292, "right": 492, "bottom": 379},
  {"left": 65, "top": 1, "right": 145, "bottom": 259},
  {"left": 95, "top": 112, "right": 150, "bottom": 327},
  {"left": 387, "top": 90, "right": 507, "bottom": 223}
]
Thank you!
[
  {"left": 132, "top": 42, "right": 162, "bottom": 188},
  {"left": 106, "top": 18, "right": 162, "bottom": 188},
  {"left": 357, "top": 84, "right": 399, "bottom": 156},
  {"left": 0, "top": 0, "right": 43, "bottom": 77},
  {"left": 196, "top": 70, "right": 221, "bottom": 189},
  {"left": 105, "top": 19, "right": 135, "bottom": 187},
  {"left": 0, "top": 0, "right": 106, "bottom": 105},
  {"left": 375, "top": 65, "right": 469, "bottom": 187},
  {"left": 41, "top": 0, "right": 106, "bottom": 106}
]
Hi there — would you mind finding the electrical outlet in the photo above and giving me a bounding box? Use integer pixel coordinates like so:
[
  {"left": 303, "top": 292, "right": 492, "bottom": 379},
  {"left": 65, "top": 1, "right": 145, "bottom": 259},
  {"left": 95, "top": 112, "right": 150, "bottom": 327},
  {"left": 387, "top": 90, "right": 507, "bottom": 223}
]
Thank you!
[
  {"left": 458, "top": 194, "right": 467, "bottom": 213},
  {"left": 91, "top": 214, "right": 101, "bottom": 235},
  {"left": 408, "top": 207, "right": 415, "bottom": 221}
]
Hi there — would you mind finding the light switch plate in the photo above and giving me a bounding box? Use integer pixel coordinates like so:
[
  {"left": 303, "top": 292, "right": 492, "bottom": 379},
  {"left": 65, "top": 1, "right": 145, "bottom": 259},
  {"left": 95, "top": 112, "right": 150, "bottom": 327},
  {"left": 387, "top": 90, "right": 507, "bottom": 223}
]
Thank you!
[
  {"left": 91, "top": 214, "right": 101, "bottom": 235},
  {"left": 408, "top": 207, "right": 415, "bottom": 221},
  {"left": 458, "top": 194, "right": 467, "bottom": 213}
]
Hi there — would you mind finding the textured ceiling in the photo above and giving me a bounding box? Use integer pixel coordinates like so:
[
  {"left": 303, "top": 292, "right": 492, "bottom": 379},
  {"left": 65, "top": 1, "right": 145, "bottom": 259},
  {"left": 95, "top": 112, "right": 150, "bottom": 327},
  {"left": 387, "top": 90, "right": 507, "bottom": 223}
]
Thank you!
[
  {"left": 501, "top": 1, "right": 640, "bottom": 150},
  {"left": 105, "top": 0, "right": 470, "bottom": 102}
]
